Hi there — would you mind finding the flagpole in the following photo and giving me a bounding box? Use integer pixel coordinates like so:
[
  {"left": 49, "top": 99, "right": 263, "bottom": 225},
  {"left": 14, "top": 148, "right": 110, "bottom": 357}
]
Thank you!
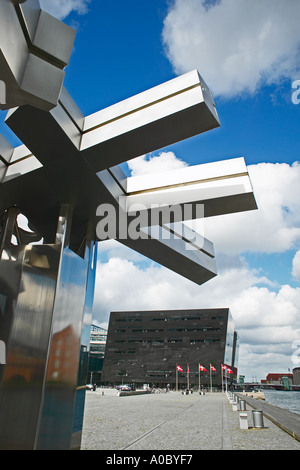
[
  {"left": 226, "top": 369, "right": 228, "bottom": 393},
  {"left": 187, "top": 364, "right": 189, "bottom": 390},
  {"left": 198, "top": 364, "right": 200, "bottom": 392},
  {"left": 210, "top": 364, "right": 212, "bottom": 393},
  {"left": 221, "top": 364, "right": 224, "bottom": 393}
]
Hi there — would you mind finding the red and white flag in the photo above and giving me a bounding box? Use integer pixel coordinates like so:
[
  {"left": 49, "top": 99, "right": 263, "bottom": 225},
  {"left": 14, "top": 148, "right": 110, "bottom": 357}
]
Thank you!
[
  {"left": 199, "top": 364, "right": 207, "bottom": 372},
  {"left": 187, "top": 364, "right": 190, "bottom": 373},
  {"left": 226, "top": 367, "right": 233, "bottom": 374},
  {"left": 210, "top": 364, "right": 216, "bottom": 372},
  {"left": 176, "top": 364, "right": 183, "bottom": 372}
]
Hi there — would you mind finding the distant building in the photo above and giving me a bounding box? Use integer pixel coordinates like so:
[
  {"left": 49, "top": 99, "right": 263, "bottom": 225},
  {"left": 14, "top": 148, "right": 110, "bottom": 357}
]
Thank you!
[
  {"left": 293, "top": 367, "right": 300, "bottom": 385},
  {"left": 87, "top": 324, "right": 107, "bottom": 384},
  {"left": 261, "top": 373, "right": 295, "bottom": 391},
  {"left": 101, "top": 308, "right": 238, "bottom": 389},
  {"left": 261, "top": 373, "right": 293, "bottom": 385}
]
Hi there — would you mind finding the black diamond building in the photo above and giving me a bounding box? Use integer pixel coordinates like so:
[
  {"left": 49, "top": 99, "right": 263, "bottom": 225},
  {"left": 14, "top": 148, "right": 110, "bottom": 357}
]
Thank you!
[{"left": 101, "top": 308, "right": 239, "bottom": 389}]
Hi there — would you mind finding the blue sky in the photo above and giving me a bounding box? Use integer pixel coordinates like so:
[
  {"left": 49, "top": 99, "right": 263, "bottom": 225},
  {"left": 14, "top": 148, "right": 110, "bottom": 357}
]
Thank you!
[
  {"left": 59, "top": 1, "right": 300, "bottom": 169},
  {"left": 6, "top": 0, "right": 300, "bottom": 381}
]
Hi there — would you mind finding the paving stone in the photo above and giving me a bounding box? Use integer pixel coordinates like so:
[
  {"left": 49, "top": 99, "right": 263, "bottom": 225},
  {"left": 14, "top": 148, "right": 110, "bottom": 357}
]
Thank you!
[{"left": 81, "top": 388, "right": 300, "bottom": 451}]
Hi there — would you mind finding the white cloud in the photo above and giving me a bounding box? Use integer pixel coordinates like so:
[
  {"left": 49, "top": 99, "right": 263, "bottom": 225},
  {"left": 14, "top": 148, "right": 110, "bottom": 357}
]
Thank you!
[
  {"left": 162, "top": 0, "right": 300, "bottom": 98},
  {"left": 292, "top": 250, "right": 300, "bottom": 281},
  {"left": 40, "top": 0, "right": 91, "bottom": 19},
  {"left": 127, "top": 151, "right": 188, "bottom": 177},
  {"left": 199, "top": 161, "right": 300, "bottom": 254}
]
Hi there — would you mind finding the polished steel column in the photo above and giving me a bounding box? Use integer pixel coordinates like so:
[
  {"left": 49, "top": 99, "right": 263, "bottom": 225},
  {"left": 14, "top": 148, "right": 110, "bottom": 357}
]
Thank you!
[{"left": 0, "top": 205, "right": 97, "bottom": 450}]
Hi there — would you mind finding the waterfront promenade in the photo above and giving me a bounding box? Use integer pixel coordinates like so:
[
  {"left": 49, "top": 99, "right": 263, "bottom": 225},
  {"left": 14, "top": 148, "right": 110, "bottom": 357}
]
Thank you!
[{"left": 81, "top": 388, "right": 300, "bottom": 451}]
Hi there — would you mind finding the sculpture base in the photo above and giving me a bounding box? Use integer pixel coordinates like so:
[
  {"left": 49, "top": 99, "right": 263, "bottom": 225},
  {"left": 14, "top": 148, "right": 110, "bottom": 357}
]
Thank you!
[{"left": 0, "top": 206, "right": 96, "bottom": 450}]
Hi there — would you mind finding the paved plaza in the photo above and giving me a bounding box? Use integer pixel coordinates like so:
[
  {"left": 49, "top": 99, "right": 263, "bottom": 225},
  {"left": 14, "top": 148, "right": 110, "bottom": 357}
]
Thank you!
[{"left": 81, "top": 388, "right": 300, "bottom": 451}]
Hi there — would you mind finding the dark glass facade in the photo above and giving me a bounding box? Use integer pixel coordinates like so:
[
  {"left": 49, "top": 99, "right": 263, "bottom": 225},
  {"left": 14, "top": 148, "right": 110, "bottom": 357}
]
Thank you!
[{"left": 101, "top": 309, "right": 238, "bottom": 389}]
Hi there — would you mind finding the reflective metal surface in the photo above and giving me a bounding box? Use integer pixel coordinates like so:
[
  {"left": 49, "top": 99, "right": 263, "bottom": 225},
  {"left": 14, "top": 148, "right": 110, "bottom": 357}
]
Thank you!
[
  {"left": 4, "top": 69, "right": 220, "bottom": 174},
  {"left": 81, "top": 70, "right": 220, "bottom": 170},
  {"left": 0, "top": 0, "right": 75, "bottom": 111},
  {"left": 0, "top": 206, "right": 97, "bottom": 449},
  {"left": 71, "top": 225, "right": 97, "bottom": 450},
  {"left": 125, "top": 157, "right": 256, "bottom": 220},
  {"left": 0, "top": 79, "right": 255, "bottom": 285}
]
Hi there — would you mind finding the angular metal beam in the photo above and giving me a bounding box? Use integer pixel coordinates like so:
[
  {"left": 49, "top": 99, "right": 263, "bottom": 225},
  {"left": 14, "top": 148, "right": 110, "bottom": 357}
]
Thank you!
[
  {"left": 125, "top": 157, "right": 257, "bottom": 223},
  {"left": 0, "top": 80, "right": 256, "bottom": 285},
  {"left": 5, "top": 69, "right": 220, "bottom": 170},
  {"left": 81, "top": 70, "right": 220, "bottom": 171},
  {"left": 0, "top": 0, "right": 76, "bottom": 111},
  {"left": 120, "top": 229, "right": 217, "bottom": 285},
  {"left": 1, "top": 71, "right": 220, "bottom": 250}
]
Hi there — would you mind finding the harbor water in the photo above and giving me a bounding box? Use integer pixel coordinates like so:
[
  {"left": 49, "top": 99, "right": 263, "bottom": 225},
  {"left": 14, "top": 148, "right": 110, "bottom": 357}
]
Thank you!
[{"left": 263, "top": 390, "right": 300, "bottom": 415}]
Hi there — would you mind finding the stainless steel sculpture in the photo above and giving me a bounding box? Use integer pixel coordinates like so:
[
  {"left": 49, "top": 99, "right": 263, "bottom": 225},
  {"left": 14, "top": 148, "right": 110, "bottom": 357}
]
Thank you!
[
  {"left": 0, "top": 0, "right": 257, "bottom": 450},
  {"left": 0, "top": 0, "right": 76, "bottom": 111}
]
